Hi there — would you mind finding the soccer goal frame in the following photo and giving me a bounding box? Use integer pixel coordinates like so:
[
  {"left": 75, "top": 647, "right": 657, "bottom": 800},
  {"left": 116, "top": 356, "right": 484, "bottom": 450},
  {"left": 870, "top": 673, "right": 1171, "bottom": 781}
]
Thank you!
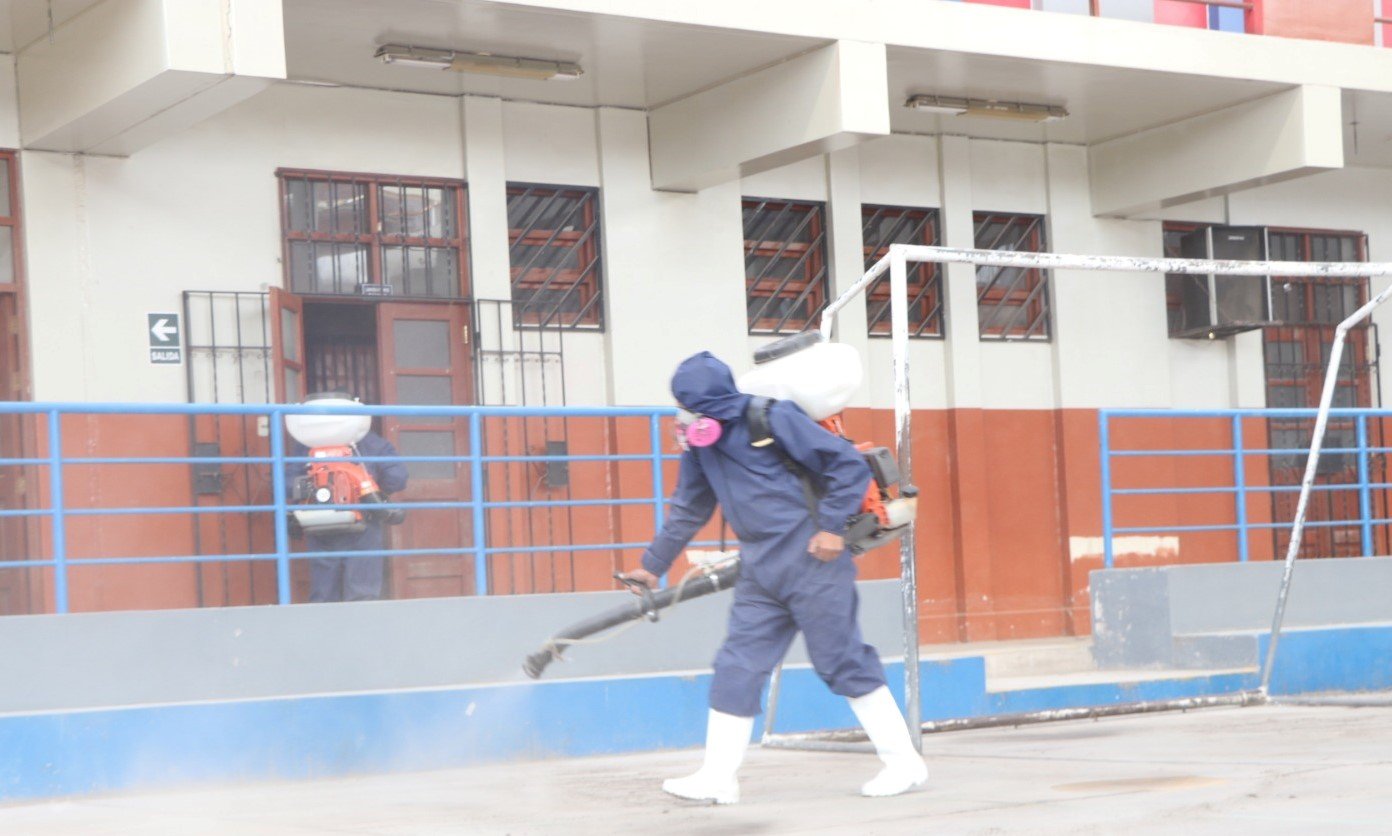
[{"left": 760, "top": 243, "right": 1392, "bottom": 751}]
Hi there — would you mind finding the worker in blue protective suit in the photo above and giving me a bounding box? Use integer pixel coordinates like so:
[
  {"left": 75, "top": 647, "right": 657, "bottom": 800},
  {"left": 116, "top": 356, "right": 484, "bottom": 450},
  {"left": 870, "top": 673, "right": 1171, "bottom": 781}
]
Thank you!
[
  {"left": 288, "top": 429, "right": 408, "bottom": 603},
  {"left": 623, "top": 351, "right": 927, "bottom": 804}
]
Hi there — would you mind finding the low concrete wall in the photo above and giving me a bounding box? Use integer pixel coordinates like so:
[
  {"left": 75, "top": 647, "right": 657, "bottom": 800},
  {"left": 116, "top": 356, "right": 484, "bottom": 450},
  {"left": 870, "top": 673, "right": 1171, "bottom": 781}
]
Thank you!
[
  {"left": 1091, "top": 557, "right": 1392, "bottom": 668},
  {"left": 0, "top": 580, "right": 906, "bottom": 713},
  {"left": 7, "top": 622, "right": 1388, "bottom": 804}
]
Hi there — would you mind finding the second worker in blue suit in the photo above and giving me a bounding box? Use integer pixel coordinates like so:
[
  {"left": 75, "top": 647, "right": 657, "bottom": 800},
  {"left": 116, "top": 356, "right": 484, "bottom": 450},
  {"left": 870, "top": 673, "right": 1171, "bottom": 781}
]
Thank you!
[{"left": 623, "top": 351, "right": 927, "bottom": 804}]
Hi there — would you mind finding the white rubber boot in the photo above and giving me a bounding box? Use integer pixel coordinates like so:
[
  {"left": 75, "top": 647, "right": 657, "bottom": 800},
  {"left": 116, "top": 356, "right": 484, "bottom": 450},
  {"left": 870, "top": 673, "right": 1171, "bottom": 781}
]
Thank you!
[
  {"left": 661, "top": 709, "right": 753, "bottom": 805},
  {"left": 849, "top": 686, "right": 928, "bottom": 797}
]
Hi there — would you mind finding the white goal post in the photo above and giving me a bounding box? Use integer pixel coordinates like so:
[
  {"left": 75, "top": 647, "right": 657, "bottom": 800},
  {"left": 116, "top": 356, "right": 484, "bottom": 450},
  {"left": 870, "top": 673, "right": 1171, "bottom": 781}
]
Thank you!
[{"left": 802, "top": 244, "right": 1392, "bottom": 744}]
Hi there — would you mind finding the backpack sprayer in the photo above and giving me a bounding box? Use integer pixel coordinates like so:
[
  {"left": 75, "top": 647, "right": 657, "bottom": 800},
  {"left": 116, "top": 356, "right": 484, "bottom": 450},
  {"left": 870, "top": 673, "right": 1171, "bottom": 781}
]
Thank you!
[
  {"left": 740, "top": 331, "right": 918, "bottom": 555},
  {"left": 285, "top": 393, "right": 404, "bottom": 537},
  {"left": 522, "top": 334, "right": 916, "bottom": 679}
]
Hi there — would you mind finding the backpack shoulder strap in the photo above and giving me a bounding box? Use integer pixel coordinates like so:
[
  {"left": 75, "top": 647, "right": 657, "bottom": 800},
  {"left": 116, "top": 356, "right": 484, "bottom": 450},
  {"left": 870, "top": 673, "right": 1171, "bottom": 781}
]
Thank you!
[
  {"left": 746, "top": 396, "right": 777, "bottom": 448},
  {"left": 744, "top": 396, "right": 821, "bottom": 517}
]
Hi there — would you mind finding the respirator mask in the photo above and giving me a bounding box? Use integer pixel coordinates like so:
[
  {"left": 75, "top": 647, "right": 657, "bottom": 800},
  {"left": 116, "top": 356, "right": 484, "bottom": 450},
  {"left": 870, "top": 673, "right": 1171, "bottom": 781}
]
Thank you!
[{"left": 675, "top": 409, "right": 722, "bottom": 451}]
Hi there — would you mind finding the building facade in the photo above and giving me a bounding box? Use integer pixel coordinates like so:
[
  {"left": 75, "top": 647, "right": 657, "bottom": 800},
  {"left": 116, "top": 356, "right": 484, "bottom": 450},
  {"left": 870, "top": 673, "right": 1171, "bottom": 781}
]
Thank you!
[{"left": 2, "top": 0, "right": 1392, "bottom": 643}]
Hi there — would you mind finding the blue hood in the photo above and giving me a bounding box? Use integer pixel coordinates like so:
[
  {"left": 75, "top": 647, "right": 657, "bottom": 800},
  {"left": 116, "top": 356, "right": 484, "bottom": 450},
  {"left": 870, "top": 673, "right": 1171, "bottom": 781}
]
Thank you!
[{"left": 670, "top": 352, "right": 748, "bottom": 421}]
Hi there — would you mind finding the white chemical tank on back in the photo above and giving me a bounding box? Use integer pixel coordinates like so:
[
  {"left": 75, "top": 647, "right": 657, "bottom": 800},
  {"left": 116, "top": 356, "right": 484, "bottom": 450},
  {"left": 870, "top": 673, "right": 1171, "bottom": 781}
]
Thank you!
[
  {"left": 285, "top": 393, "right": 371, "bottom": 449},
  {"left": 737, "top": 332, "right": 862, "bottom": 421}
]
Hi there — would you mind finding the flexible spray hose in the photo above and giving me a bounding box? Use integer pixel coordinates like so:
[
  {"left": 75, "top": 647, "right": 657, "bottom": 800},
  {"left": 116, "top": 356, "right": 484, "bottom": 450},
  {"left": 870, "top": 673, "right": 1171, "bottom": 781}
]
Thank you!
[{"left": 522, "top": 560, "right": 740, "bottom": 679}]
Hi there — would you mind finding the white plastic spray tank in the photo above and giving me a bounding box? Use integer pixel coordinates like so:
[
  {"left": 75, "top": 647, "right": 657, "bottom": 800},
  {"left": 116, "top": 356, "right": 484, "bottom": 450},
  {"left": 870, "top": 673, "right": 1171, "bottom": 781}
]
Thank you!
[
  {"left": 736, "top": 332, "right": 863, "bottom": 420},
  {"left": 285, "top": 393, "right": 371, "bottom": 448}
]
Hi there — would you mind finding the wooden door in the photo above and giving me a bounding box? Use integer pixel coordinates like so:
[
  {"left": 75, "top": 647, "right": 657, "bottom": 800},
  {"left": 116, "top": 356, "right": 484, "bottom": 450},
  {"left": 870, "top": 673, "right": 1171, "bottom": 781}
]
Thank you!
[
  {"left": 376, "top": 302, "right": 475, "bottom": 598},
  {"left": 0, "top": 293, "right": 36, "bottom": 614},
  {"left": 268, "top": 287, "right": 306, "bottom": 403}
]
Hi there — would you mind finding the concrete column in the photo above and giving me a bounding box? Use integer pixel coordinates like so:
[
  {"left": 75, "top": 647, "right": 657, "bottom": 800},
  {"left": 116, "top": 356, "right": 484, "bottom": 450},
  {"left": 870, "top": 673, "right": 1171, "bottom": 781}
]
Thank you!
[
  {"left": 461, "top": 96, "right": 513, "bottom": 304},
  {"left": 595, "top": 107, "right": 747, "bottom": 405},
  {"left": 824, "top": 147, "right": 872, "bottom": 407},
  {"left": 938, "top": 134, "right": 996, "bottom": 641},
  {"left": 461, "top": 96, "right": 516, "bottom": 404}
]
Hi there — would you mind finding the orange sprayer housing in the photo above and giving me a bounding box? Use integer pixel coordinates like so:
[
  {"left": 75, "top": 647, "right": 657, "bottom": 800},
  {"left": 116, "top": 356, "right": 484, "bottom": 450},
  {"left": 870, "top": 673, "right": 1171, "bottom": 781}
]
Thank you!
[
  {"left": 818, "top": 415, "right": 896, "bottom": 527},
  {"left": 307, "top": 445, "right": 383, "bottom": 519}
]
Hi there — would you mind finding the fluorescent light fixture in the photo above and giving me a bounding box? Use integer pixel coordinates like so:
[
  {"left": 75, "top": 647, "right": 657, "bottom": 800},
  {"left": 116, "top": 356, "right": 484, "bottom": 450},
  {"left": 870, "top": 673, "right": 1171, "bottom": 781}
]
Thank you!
[
  {"left": 906, "top": 94, "right": 1067, "bottom": 122},
  {"left": 904, "top": 94, "right": 970, "bottom": 116},
  {"left": 375, "top": 44, "right": 583, "bottom": 81}
]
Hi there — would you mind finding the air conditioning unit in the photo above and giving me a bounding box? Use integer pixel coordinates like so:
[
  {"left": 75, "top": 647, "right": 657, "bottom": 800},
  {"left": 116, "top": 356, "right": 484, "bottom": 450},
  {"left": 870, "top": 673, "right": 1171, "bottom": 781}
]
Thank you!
[{"left": 1170, "top": 226, "right": 1275, "bottom": 340}]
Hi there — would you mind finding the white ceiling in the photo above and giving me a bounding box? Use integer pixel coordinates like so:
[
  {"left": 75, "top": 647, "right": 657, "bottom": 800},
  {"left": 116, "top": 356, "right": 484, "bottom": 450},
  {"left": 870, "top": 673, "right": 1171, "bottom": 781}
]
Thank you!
[
  {"left": 283, "top": 0, "right": 1375, "bottom": 152},
  {"left": 4, "top": 0, "right": 103, "bottom": 51},
  {"left": 6, "top": 0, "right": 1391, "bottom": 166},
  {"left": 283, "top": 0, "right": 822, "bottom": 109}
]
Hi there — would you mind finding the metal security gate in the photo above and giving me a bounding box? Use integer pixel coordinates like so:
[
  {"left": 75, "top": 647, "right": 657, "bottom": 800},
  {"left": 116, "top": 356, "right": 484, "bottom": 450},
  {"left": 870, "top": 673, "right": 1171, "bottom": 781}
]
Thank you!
[{"left": 182, "top": 290, "right": 279, "bottom": 607}]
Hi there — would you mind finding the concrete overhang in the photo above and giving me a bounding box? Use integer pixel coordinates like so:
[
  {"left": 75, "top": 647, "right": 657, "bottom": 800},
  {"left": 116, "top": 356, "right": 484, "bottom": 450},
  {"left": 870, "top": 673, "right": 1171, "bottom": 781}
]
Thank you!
[
  {"left": 647, "top": 41, "right": 890, "bottom": 192},
  {"left": 16, "top": 0, "right": 287, "bottom": 156},
  {"left": 1089, "top": 85, "right": 1345, "bottom": 217}
]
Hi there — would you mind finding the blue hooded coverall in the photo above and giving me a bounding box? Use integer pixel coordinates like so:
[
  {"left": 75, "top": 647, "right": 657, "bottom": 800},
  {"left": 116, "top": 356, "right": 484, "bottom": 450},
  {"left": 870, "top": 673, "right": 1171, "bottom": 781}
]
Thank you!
[
  {"left": 640, "top": 352, "right": 887, "bottom": 717},
  {"left": 289, "top": 431, "right": 408, "bottom": 603}
]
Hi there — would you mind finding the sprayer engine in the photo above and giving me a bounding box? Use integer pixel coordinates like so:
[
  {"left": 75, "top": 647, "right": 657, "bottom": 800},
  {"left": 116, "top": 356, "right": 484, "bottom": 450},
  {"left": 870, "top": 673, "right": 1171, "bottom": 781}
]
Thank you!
[{"left": 288, "top": 445, "right": 404, "bottom": 536}]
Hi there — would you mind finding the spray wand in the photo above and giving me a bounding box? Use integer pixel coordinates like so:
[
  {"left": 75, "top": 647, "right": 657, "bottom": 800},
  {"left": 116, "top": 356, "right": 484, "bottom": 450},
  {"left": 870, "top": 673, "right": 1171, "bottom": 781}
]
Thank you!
[{"left": 521, "top": 551, "right": 740, "bottom": 679}]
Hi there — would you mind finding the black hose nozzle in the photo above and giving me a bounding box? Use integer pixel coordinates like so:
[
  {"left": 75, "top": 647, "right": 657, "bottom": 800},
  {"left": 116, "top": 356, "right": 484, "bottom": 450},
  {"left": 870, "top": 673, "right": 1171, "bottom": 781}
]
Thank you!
[{"left": 522, "top": 648, "right": 555, "bottom": 679}]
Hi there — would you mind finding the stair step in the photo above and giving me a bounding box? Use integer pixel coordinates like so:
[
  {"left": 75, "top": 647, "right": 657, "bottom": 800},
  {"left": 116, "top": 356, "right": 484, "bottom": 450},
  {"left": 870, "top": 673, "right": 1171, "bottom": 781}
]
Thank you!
[
  {"left": 921, "top": 637, "right": 1097, "bottom": 679},
  {"left": 987, "top": 665, "right": 1257, "bottom": 693}
]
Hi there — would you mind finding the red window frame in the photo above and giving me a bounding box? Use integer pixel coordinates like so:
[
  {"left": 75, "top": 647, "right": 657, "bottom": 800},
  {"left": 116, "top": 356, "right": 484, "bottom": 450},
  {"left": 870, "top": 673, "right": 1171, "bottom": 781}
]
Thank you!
[
  {"left": 973, "top": 212, "right": 1050, "bottom": 340},
  {"left": 277, "top": 168, "right": 469, "bottom": 299},
  {"left": 743, "top": 198, "right": 829, "bottom": 335},
  {"left": 506, "top": 183, "right": 604, "bottom": 330},
  {"left": 862, "top": 204, "right": 942, "bottom": 338}
]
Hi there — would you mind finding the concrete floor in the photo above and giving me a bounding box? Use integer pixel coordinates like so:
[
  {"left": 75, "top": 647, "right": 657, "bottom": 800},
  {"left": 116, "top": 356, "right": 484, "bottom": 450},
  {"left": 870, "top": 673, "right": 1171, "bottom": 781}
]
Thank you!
[{"left": 3, "top": 704, "right": 1390, "bottom": 835}]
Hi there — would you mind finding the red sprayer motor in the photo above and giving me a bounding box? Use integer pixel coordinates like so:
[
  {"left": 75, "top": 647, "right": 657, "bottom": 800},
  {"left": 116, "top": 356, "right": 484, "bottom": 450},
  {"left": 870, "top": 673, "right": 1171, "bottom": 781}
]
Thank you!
[{"left": 285, "top": 393, "right": 404, "bottom": 536}]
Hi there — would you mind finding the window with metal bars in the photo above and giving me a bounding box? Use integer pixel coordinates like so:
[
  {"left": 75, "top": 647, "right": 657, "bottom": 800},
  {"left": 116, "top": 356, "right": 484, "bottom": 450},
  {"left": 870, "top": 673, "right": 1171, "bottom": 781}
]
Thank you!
[
  {"left": 278, "top": 169, "right": 468, "bottom": 299},
  {"left": 744, "top": 198, "right": 829, "bottom": 334},
  {"left": 507, "top": 183, "right": 604, "bottom": 330},
  {"left": 973, "top": 212, "right": 1050, "bottom": 340},
  {"left": 862, "top": 205, "right": 942, "bottom": 338}
]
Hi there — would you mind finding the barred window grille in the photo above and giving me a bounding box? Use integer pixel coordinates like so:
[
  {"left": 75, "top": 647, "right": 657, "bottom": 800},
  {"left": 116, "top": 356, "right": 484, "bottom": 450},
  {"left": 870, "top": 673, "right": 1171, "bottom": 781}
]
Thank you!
[
  {"left": 743, "top": 198, "right": 829, "bottom": 334},
  {"left": 973, "top": 212, "right": 1050, "bottom": 341},
  {"left": 863, "top": 205, "right": 942, "bottom": 338},
  {"left": 279, "top": 170, "right": 467, "bottom": 299},
  {"left": 507, "top": 184, "right": 604, "bottom": 330}
]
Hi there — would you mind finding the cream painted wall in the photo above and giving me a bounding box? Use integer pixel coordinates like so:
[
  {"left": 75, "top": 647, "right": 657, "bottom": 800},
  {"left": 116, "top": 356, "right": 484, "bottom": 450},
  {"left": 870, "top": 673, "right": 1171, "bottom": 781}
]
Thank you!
[
  {"left": 24, "top": 84, "right": 462, "bottom": 402},
  {"left": 501, "top": 102, "right": 601, "bottom": 188},
  {"left": 970, "top": 139, "right": 1048, "bottom": 215},
  {"left": 15, "top": 77, "right": 1392, "bottom": 414}
]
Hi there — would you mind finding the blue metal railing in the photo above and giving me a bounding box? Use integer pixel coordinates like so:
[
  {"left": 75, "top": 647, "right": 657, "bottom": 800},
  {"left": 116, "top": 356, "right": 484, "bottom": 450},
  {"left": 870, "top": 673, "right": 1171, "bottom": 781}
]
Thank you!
[
  {"left": 0, "top": 402, "right": 684, "bottom": 613},
  {"left": 1100, "top": 408, "right": 1392, "bottom": 569}
]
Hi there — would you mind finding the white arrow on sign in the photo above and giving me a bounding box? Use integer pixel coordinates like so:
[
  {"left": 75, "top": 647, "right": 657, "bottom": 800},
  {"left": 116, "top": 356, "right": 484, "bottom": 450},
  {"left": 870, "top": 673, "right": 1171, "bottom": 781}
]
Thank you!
[{"left": 150, "top": 318, "right": 177, "bottom": 342}]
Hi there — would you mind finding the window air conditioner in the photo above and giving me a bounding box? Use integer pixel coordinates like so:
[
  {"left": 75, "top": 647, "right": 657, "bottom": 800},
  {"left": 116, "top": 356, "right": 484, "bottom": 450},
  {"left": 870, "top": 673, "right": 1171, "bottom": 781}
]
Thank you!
[{"left": 1170, "top": 226, "right": 1275, "bottom": 340}]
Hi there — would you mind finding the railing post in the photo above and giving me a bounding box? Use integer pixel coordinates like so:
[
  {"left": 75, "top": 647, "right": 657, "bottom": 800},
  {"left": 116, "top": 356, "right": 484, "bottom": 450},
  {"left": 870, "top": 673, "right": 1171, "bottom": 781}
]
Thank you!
[
  {"left": 470, "top": 412, "right": 489, "bottom": 595},
  {"left": 1100, "top": 411, "right": 1114, "bottom": 569},
  {"left": 47, "top": 409, "right": 68, "bottom": 614},
  {"left": 1357, "top": 414, "right": 1374, "bottom": 557},
  {"left": 269, "top": 408, "right": 292, "bottom": 605},
  {"left": 650, "top": 413, "right": 667, "bottom": 588},
  {"left": 1233, "top": 415, "right": 1249, "bottom": 563}
]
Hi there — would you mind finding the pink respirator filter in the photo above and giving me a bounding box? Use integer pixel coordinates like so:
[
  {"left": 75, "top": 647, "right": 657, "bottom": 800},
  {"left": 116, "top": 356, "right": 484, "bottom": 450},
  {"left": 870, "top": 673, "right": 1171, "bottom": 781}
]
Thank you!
[{"left": 684, "top": 416, "right": 722, "bottom": 448}]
